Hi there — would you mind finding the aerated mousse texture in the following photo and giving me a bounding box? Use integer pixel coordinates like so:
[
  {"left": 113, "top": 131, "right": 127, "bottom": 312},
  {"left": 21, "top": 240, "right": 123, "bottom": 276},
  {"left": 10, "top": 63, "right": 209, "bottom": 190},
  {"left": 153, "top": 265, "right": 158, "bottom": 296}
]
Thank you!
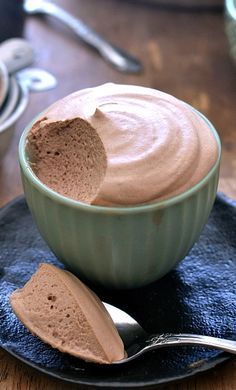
[
  {"left": 10, "top": 264, "right": 125, "bottom": 364},
  {"left": 27, "top": 117, "right": 107, "bottom": 204}
]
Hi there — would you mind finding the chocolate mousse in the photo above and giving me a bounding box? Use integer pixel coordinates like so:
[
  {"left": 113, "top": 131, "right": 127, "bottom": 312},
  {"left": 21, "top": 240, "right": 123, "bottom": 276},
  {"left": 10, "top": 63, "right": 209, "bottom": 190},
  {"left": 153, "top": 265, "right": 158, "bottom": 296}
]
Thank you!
[
  {"left": 10, "top": 264, "right": 125, "bottom": 364},
  {"left": 27, "top": 117, "right": 107, "bottom": 204},
  {"left": 26, "top": 83, "right": 219, "bottom": 206}
]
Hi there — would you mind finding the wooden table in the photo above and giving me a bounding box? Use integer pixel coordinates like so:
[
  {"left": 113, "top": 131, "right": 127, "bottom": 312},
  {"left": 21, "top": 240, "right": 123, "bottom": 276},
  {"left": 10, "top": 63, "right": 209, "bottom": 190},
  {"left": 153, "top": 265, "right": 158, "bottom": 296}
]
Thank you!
[{"left": 0, "top": 1, "right": 235, "bottom": 388}]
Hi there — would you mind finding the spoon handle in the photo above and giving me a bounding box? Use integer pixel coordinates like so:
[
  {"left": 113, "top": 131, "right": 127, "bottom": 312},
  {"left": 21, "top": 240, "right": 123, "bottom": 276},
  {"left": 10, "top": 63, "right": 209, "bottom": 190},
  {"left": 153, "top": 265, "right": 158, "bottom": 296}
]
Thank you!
[
  {"left": 26, "top": 0, "right": 142, "bottom": 73},
  {"left": 145, "top": 333, "right": 236, "bottom": 354}
]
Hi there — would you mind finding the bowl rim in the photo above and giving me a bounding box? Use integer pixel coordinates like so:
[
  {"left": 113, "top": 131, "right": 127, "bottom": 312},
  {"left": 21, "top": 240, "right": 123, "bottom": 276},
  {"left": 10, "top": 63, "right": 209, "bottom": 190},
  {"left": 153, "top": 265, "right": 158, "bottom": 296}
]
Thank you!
[{"left": 19, "top": 107, "right": 221, "bottom": 215}]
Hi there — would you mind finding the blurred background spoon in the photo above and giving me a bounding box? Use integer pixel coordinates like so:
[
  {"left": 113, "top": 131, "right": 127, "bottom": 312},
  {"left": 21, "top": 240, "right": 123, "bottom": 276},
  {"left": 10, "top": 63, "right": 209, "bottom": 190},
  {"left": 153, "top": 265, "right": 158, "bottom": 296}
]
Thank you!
[{"left": 23, "top": 0, "right": 142, "bottom": 73}]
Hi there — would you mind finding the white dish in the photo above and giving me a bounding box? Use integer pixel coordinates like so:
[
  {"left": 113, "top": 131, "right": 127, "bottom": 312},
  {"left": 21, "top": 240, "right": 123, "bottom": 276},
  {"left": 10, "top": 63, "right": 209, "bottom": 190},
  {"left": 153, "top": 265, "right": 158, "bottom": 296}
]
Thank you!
[
  {"left": 0, "top": 82, "right": 28, "bottom": 159},
  {"left": 0, "top": 76, "right": 20, "bottom": 125},
  {"left": 0, "top": 61, "right": 9, "bottom": 109}
]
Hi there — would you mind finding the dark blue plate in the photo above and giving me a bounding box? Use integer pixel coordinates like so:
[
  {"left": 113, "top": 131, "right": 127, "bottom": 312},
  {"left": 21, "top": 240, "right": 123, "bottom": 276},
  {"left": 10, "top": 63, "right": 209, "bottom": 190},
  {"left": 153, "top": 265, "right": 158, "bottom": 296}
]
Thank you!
[{"left": 0, "top": 194, "right": 235, "bottom": 388}]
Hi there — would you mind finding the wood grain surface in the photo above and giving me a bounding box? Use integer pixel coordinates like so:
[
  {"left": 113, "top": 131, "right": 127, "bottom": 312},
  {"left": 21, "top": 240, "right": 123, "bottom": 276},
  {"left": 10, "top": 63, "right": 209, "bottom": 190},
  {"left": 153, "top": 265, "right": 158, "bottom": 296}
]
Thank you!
[{"left": 0, "top": 0, "right": 235, "bottom": 389}]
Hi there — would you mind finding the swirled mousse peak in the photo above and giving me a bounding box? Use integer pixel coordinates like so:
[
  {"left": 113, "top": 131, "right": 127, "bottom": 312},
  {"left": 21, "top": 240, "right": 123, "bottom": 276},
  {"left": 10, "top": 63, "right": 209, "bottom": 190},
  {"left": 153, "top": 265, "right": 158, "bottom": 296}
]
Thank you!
[{"left": 27, "top": 83, "right": 219, "bottom": 206}]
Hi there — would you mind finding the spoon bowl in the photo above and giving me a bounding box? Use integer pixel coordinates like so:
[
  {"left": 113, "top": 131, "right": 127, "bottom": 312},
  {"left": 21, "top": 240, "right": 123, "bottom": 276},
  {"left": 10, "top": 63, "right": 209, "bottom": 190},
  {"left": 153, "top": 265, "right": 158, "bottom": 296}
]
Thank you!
[{"left": 104, "top": 302, "right": 236, "bottom": 364}]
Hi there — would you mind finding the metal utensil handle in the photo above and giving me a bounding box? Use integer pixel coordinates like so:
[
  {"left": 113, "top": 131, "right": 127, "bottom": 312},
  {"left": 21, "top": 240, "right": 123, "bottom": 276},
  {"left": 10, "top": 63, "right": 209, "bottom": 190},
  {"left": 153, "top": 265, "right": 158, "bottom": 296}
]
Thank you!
[
  {"left": 146, "top": 333, "right": 236, "bottom": 354},
  {"left": 34, "top": 1, "right": 141, "bottom": 72}
]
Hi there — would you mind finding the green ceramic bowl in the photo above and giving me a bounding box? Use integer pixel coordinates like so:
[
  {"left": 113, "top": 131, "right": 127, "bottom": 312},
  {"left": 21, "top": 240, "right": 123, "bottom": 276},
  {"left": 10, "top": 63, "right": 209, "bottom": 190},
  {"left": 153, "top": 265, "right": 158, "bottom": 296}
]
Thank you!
[{"left": 19, "top": 110, "right": 221, "bottom": 289}]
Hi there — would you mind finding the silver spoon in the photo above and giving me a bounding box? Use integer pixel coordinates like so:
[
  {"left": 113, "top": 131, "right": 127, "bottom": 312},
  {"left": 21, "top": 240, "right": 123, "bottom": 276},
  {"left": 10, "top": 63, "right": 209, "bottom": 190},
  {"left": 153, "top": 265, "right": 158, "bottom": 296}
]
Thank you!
[
  {"left": 23, "top": 0, "right": 142, "bottom": 73},
  {"left": 104, "top": 303, "right": 236, "bottom": 364}
]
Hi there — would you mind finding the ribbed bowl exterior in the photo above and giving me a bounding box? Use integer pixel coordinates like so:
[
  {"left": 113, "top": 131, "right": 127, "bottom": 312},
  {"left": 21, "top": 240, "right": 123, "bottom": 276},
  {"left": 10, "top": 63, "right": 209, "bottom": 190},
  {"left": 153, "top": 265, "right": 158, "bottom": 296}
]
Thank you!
[{"left": 21, "top": 164, "right": 219, "bottom": 289}]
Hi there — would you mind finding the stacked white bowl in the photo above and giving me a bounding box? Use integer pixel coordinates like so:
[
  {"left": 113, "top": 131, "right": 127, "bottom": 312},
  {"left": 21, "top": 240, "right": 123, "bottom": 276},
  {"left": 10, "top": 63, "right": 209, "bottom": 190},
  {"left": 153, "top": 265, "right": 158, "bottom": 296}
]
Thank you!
[
  {"left": 0, "top": 38, "right": 34, "bottom": 159},
  {"left": 0, "top": 38, "right": 57, "bottom": 159}
]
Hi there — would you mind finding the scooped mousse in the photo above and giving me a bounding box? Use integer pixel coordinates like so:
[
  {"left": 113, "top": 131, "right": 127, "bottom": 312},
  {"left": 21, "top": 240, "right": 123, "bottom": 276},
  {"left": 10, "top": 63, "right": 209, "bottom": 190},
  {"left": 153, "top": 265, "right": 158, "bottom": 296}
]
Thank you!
[
  {"left": 10, "top": 264, "right": 125, "bottom": 364},
  {"left": 26, "top": 83, "right": 219, "bottom": 206}
]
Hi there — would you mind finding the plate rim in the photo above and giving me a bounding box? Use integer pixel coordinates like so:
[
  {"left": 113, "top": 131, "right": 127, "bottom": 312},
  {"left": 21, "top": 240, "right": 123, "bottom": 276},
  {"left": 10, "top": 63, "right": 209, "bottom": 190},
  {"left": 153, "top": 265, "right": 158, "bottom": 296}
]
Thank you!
[{"left": 2, "top": 346, "right": 231, "bottom": 388}]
